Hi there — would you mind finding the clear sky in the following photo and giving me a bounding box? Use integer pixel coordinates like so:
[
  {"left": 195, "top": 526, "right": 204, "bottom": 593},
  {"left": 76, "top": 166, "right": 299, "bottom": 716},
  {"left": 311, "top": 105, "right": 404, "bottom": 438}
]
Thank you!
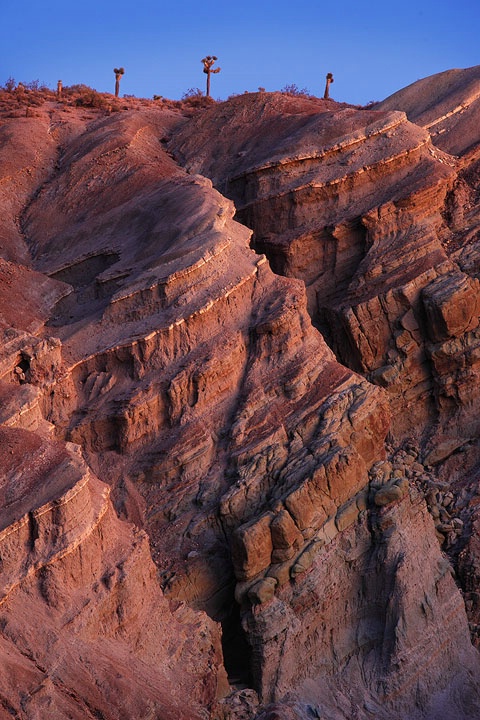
[{"left": 1, "top": 0, "right": 479, "bottom": 105}]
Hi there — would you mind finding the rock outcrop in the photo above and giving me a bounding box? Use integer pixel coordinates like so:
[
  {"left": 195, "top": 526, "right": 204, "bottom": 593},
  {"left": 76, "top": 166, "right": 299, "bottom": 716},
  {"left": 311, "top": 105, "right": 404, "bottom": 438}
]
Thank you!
[
  {"left": 0, "top": 426, "right": 226, "bottom": 719},
  {"left": 168, "top": 67, "right": 480, "bottom": 717},
  {"left": 169, "top": 89, "right": 465, "bottom": 441},
  {"left": 5, "top": 103, "right": 390, "bottom": 621},
  {"left": 244, "top": 485, "right": 480, "bottom": 720},
  {"left": 1, "top": 66, "right": 480, "bottom": 719}
]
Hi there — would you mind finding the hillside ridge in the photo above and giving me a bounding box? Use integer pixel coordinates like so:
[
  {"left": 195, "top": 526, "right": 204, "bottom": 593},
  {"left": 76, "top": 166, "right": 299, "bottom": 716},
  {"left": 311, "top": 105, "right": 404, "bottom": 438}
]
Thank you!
[{"left": 0, "top": 66, "right": 480, "bottom": 719}]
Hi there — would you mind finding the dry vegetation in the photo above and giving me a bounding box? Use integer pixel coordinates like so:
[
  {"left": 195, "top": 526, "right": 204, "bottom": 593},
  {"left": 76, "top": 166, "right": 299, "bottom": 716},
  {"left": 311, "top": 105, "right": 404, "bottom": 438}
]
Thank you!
[
  {"left": 0, "top": 76, "right": 332, "bottom": 123},
  {"left": 0, "top": 78, "right": 218, "bottom": 120},
  {"left": 0, "top": 79, "right": 56, "bottom": 116}
]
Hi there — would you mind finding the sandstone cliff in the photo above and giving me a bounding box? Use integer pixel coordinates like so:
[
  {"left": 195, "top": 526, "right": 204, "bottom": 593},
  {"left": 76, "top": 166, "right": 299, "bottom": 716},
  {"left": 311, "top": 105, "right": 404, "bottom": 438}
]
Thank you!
[
  {"left": 0, "top": 66, "right": 480, "bottom": 719},
  {"left": 0, "top": 426, "right": 226, "bottom": 719}
]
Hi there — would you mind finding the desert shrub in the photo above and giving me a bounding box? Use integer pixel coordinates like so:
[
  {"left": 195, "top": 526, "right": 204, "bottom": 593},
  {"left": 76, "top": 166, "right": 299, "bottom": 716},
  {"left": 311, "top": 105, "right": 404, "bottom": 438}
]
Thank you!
[
  {"left": 73, "top": 88, "right": 110, "bottom": 109},
  {"left": 280, "top": 83, "right": 311, "bottom": 97},
  {"left": 0, "top": 80, "right": 56, "bottom": 116},
  {"left": 3, "top": 77, "right": 16, "bottom": 92},
  {"left": 23, "top": 79, "right": 49, "bottom": 91},
  {"left": 181, "top": 87, "right": 204, "bottom": 100},
  {"left": 180, "top": 88, "right": 215, "bottom": 111},
  {"left": 62, "top": 83, "right": 93, "bottom": 96}
]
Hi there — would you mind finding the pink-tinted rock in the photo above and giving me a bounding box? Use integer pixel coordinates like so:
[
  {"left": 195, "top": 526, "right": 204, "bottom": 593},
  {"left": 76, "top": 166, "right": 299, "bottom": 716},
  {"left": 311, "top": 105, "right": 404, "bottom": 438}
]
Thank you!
[
  {"left": 422, "top": 271, "right": 480, "bottom": 341},
  {"left": 1, "top": 70, "right": 480, "bottom": 720},
  {"left": 0, "top": 427, "right": 227, "bottom": 719}
]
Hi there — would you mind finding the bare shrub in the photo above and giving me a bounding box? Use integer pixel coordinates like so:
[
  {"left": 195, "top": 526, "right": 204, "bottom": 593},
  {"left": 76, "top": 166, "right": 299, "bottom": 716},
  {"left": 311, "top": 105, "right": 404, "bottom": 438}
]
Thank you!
[
  {"left": 3, "top": 77, "right": 16, "bottom": 92},
  {"left": 179, "top": 87, "right": 215, "bottom": 113},
  {"left": 280, "top": 83, "right": 312, "bottom": 97},
  {"left": 0, "top": 80, "right": 55, "bottom": 116},
  {"left": 63, "top": 85, "right": 115, "bottom": 110},
  {"left": 182, "top": 87, "right": 204, "bottom": 100}
]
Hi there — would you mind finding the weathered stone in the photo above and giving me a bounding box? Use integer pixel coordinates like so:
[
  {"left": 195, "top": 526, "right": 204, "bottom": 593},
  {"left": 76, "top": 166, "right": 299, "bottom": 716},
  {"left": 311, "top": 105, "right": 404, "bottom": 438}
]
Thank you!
[
  {"left": 374, "top": 482, "right": 406, "bottom": 507},
  {"left": 335, "top": 499, "right": 360, "bottom": 532},
  {"left": 356, "top": 489, "right": 369, "bottom": 512},
  {"left": 290, "top": 538, "right": 325, "bottom": 579},
  {"left": 0, "top": 427, "right": 226, "bottom": 719},
  {"left": 395, "top": 477, "right": 410, "bottom": 494},
  {"left": 231, "top": 514, "right": 273, "bottom": 582},
  {"left": 270, "top": 510, "right": 303, "bottom": 550},
  {"left": 248, "top": 577, "right": 278, "bottom": 605},
  {"left": 271, "top": 546, "right": 296, "bottom": 564},
  {"left": 284, "top": 481, "right": 329, "bottom": 533},
  {"left": 2, "top": 71, "right": 480, "bottom": 720},
  {"left": 267, "top": 561, "right": 292, "bottom": 588},
  {"left": 422, "top": 271, "right": 480, "bottom": 342},
  {"left": 423, "top": 438, "right": 468, "bottom": 466}
]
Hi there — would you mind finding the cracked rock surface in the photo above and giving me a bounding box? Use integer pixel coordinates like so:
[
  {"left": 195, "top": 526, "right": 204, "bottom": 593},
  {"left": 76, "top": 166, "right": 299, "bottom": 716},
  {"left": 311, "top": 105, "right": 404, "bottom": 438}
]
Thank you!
[{"left": 1, "top": 66, "right": 480, "bottom": 719}]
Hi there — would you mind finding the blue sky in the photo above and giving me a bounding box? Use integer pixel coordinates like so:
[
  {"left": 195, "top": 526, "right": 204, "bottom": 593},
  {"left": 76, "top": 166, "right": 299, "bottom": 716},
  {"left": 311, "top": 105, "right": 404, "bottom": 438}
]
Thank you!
[{"left": 1, "top": 0, "right": 479, "bottom": 105}]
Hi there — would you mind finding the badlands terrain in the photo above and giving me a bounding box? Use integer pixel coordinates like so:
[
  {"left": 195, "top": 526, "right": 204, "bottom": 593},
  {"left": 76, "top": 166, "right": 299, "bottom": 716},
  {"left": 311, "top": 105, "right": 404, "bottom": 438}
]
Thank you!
[{"left": 1, "top": 65, "right": 480, "bottom": 718}]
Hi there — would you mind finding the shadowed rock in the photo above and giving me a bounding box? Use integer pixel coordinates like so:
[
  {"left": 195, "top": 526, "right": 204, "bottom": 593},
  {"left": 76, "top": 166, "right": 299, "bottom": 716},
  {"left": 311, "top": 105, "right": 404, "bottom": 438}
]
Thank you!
[{"left": 0, "top": 70, "right": 480, "bottom": 719}]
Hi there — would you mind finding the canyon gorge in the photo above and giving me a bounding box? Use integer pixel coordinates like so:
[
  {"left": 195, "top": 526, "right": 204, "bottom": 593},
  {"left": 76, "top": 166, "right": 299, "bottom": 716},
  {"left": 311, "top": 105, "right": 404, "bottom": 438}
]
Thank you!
[{"left": 1, "top": 65, "right": 480, "bottom": 718}]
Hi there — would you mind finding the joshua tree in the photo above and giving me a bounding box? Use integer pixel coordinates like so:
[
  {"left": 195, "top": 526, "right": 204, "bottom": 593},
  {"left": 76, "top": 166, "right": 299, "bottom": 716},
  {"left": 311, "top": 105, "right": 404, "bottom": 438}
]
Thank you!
[
  {"left": 113, "top": 67, "right": 125, "bottom": 97},
  {"left": 201, "top": 56, "right": 221, "bottom": 98},
  {"left": 324, "top": 72, "right": 334, "bottom": 99}
]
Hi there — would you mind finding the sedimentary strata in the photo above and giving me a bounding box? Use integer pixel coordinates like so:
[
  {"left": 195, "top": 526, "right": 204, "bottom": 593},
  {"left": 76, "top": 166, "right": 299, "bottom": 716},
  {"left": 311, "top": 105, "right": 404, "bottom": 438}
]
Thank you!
[
  {"left": 0, "top": 426, "right": 226, "bottom": 719},
  {"left": 0, "top": 66, "right": 480, "bottom": 719}
]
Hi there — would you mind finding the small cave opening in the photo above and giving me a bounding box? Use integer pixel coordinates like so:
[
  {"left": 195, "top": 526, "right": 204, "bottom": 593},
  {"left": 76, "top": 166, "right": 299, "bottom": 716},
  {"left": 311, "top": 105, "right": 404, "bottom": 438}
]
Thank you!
[
  {"left": 221, "top": 602, "right": 253, "bottom": 689},
  {"left": 14, "top": 353, "right": 31, "bottom": 384}
]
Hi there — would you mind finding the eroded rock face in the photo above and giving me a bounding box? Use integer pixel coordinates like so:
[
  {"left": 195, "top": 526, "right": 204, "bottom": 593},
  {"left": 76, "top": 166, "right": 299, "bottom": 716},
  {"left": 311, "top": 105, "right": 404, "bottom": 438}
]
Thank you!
[
  {"left": 0, "top": 67, "right": 480, "bottom": 719},
  {"left": 4, "top": 105, "right": 389, "bottom": 623},
  {"left": 375, "top": 65, "right": 480, "bottom": 158},
  {"left": 0, "top": 98, "right": 391, "bottom": 717},
  {"left": 169, "top": 70, "right": 480, "bottom": 448},
  {"left": 0, "top": 426, "right": 226, "bottom": 719},
  {"left": 244, "top": 488, "right": 480, "bottom": 719},
  {"left": 167, "top": 69, "right": 480, "bottom": 717}
]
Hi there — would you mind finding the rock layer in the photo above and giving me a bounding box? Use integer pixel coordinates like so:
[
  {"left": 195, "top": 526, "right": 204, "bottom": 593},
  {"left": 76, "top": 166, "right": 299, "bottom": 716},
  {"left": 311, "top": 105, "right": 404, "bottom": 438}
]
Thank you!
[
  {"left": 169, "top": 89, "right": 465, "bottom": 441},
  {"left": 0, "top": 68, "right": 480, "bottom": 719},
  {"left": 168, "top": 68, "right": 480, "bottom": 717},
  {"left": 244, "top": 487, "right": 480, "bottom": 719},
  {"left": 0, "top": 426, "right": 226, "bottom": 719}
]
